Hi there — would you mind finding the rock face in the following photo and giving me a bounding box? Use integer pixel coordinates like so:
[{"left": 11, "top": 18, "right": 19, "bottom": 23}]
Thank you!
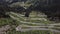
[
  {"left": 16, "top": 25, "right": 22, "bottom": 31},
  {"left": 0, "top": 25, "right": 11, "bottom": 34}
]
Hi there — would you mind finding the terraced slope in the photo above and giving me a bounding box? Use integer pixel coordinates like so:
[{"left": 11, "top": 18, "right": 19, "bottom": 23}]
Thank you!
[{"left": 9, "top": 12, "right": 60, "bottom": 34}]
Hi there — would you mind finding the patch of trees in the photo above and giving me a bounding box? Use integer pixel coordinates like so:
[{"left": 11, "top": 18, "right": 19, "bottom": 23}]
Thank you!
[
  {"left": 39, "top": 0, "right": 60, "bottom": 21},
  {"left": 0, "top": 0, "right": 60, "bottom": 21},
  {"left": 25, "top": 0, "right": 60, "bottom": 21},
  {"left": 0, "top": 2, "right": 27, "bottom": 18},
  {"left": 0, "top": 3, "right": 10, "bottom": 18}
]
